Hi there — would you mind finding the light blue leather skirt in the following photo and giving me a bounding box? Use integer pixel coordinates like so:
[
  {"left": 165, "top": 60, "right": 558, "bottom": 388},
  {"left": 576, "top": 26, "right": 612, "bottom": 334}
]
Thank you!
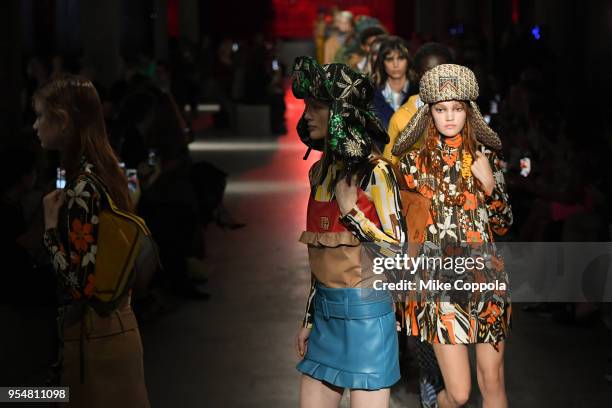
[{"left": 296, "top": 283, "right": 400, "bottom": 390}]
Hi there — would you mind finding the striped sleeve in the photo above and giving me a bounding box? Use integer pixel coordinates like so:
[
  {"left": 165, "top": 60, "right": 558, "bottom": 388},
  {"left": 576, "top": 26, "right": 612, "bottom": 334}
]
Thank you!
[{"left": 340, "top": 161, "right": 406, "bottom": 243}]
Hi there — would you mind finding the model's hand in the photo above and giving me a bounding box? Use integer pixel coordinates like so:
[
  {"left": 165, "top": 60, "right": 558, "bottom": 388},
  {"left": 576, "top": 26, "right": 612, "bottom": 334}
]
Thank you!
[
  {"left": 295, "top": 326, "right": 311, "bottom": 359},
  {"left": 471, "top": 151, "right": 495, "bottom": 195},
  {"left": 335, "top": 176, "right": 358, "bottom": 215},
  {"left": 43, "top": 190, "right": 65, "bottom": 230}
]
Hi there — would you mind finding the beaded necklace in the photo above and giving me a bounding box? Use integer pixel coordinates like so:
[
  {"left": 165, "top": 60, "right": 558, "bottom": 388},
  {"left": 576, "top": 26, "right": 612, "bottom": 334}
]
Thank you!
[{"left": 426, "top": 134, "right": 474, "bottom": 207}]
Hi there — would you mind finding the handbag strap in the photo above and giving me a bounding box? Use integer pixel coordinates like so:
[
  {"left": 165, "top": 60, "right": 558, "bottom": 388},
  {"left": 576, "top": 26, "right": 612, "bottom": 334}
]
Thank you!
[
  {"left": 83, "top": 172, "right": 151, "bottom": 235},
  {"left": 81, "top": 172, "right": 118, "bottom": 212}
]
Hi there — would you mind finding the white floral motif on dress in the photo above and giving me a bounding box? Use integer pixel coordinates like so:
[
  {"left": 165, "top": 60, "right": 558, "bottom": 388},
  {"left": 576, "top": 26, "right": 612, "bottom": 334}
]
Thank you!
[
  {"left": 51, "top": 246, "right": 68, "bottom": 271},
  {"left": 65, "top": 270, "right": 79, "bottom": 288},
  {"left": 66, "top": 180, "right": 91, "bottom": 211},
  {"left": 81, "top": 245, "right": 97, "bottom": 267},
  {"left": 478, "top": 207, "right": 489, "bottom": 224},
  {"left": 494, "top": 170, "right": 505, "bottom": 187},
  {"left": 436, "top": 215, "right": 458, "bottom": 239}
]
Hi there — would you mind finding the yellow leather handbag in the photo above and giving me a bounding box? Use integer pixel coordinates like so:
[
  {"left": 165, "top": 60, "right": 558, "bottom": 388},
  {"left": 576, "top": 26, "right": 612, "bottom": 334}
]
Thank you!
[{"left": 86, "top": 174, "right": 156, "bottom": 315}]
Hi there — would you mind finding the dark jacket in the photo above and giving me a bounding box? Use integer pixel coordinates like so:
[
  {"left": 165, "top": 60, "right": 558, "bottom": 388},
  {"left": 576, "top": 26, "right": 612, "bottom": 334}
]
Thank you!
[{"left": 372, "top": 84, "right": 419, "bottom": 129}]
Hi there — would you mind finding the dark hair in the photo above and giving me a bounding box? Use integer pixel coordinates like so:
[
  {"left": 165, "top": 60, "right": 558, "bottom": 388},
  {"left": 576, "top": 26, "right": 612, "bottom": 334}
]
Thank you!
[
  {"left": 413, "top": 42, "right": 453, "bottom": 73},
  {"left": 116, "top": 82, "right": 188, "bottom": 164},
  {"left": 359, "top": 26, "right": 386, "bottom": 46},
  {"left": 145, "top": 91, "right": 188, "bottom": 161},
  {"left": 372, "top": 36, "right": 410, "bottom": 88},
  {"left": 33, "top": 75, "right": 132, "bottom": 212},
  {"left": 118, "top": 89, "right": 157, "bottom": 125}
]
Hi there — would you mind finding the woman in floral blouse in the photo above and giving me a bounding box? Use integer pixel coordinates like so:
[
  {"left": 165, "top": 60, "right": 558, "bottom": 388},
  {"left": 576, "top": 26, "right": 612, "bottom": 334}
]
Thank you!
[
  {"left": 392, "top": 64, "right": 512, "bottom": 408},
  {"left": 35, "top": 76, "right": 149, "bottom": 407}
]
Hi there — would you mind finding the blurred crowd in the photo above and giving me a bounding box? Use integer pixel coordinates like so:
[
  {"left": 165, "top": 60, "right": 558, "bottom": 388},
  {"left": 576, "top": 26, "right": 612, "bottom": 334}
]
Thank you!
[{"left": 1, "top": 36, "right": 275, "bottom": 322}]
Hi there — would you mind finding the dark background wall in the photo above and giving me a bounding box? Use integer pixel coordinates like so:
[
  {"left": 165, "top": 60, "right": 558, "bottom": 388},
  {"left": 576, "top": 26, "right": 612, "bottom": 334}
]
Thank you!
[
  {"left": 0, "top": 1, "right": 23, "bottom": 138},
  {"left": 2, "top": 0, "right": 611, "bottom": 145}
]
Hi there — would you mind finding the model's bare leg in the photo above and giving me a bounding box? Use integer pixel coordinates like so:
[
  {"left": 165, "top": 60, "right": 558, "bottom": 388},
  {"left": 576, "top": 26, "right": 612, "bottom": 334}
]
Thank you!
[
  {"left": 475, "top": 342, "right": 507, "bottom": 408},
  {"left": 433, "top": 343, "right": 471, "bottom": 408},
  {"left": 350, "top": 388, "right": 390, "bottom": 408},
  {"left": 300, "top": 375, "right": 343, "bottom": 408}
]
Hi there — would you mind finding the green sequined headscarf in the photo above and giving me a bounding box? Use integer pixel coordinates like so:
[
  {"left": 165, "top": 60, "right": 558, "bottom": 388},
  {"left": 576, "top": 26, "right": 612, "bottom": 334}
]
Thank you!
[{"left": 291, "top": 56, "right": 388, "bottom": 170}]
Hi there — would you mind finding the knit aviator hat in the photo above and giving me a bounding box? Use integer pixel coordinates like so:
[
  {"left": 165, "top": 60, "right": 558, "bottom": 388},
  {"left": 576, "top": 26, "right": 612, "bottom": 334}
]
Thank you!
[
  {"left": 291, "top": 56, "right": 388, "bottom": 172},
  {"left": 392, "top": 64, "right": 502, "bottom": 156}
]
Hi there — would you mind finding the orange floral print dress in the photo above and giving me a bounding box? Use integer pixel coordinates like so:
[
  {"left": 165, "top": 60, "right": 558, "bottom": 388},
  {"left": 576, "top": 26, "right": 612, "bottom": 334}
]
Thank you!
[{"left": 399, "top": 135, "right": 513, "bottom": 348}]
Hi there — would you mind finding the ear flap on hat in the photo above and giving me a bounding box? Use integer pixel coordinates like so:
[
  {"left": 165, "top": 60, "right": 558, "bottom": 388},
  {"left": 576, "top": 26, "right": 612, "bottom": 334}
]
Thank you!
[
  {"left": 469, "top": 101, "right": 502, "bottom": 150},
  {"left": 392, "top": 104, "right": 430, "bottom": 157}
]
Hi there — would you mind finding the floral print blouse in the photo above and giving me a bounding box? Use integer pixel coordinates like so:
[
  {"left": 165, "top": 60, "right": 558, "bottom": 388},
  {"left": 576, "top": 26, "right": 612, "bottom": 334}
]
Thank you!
[{"left": 44, "top": 162, "right": 101, "bottom": 301}]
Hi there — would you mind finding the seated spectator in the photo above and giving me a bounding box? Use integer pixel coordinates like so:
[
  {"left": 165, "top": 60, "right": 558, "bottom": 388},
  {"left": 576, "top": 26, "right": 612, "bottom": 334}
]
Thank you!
[{"left": 133, "top": 87, "right": 209, "bottom": 300}]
